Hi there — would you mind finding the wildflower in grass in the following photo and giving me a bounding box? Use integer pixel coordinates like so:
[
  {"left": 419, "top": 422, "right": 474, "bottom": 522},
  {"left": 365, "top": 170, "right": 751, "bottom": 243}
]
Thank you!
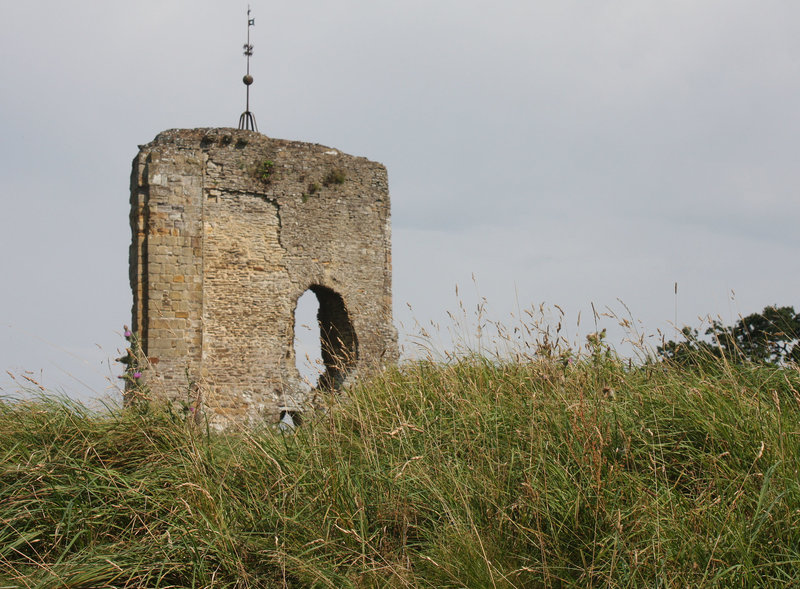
[
  {"left": 124, "top": 325, "right": 133, "bottom": 339},
  {"left": 133, "top": 371, "right": 142, "bottom": 379}
]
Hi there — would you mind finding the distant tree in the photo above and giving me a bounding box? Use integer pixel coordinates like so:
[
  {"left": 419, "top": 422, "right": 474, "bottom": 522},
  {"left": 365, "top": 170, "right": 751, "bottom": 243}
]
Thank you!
[{"left": 658, "top": 305, "right": 800, "bottom": 366}]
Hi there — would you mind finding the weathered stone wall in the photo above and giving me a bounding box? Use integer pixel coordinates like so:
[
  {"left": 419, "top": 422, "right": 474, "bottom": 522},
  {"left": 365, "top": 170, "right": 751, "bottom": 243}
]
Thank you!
[{"left": 130, "top": 128, "right": 397, "bottom": 428}]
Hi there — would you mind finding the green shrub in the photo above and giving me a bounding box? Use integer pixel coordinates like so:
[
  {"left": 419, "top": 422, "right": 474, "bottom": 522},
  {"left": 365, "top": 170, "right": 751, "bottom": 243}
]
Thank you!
[
  {"left": 255, "top": 159, "right": 275, "bottom": 184},
  {"left": 322, "top": 168, "right": 346, "bottom": 186}
]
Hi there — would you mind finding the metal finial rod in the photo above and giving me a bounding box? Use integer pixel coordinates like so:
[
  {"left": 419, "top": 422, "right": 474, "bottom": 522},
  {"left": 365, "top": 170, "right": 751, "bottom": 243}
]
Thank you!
[{"left": 238, "top": 5, "right": 258, "bottom": 132}]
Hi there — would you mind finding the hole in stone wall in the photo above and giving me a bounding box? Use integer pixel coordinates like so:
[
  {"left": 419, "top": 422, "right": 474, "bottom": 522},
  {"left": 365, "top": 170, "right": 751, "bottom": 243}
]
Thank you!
[
  {"left": 293, "top": 285, "right": 359, "bottom": 391},
  {"left": 279, "top": 410, "right": 302, "bottom": 431},
  {"left": 294, "top": 291, "right": 323, "bottom": 391}
]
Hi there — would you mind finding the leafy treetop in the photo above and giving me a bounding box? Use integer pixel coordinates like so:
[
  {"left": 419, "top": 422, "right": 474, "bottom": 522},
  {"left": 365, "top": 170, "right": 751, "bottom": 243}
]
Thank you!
[{"left": 658, "top": 305, "right": 800, "bottom": 366}]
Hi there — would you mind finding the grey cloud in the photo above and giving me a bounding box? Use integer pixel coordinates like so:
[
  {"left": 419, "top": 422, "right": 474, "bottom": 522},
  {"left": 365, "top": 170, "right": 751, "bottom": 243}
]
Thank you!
[{"left": 2, "top": 1, "right": 799, "bottom": 397}]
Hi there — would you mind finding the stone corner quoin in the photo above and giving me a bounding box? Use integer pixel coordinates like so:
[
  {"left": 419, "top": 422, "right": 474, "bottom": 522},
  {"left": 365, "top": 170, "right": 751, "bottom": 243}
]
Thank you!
[{"left": 129, "top": 127, "right": 398, "bottom": 428}]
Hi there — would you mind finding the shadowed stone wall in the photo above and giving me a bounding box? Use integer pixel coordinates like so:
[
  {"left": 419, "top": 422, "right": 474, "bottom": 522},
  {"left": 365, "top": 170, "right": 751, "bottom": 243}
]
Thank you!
[{"left": 129, "top": 128, "right": 397, "bottom": 428}]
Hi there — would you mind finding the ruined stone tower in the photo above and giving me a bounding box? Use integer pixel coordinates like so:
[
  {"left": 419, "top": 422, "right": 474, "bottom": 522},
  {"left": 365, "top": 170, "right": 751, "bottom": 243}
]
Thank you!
[{"left": 129, "top": 127, "right": 397, "bottom": 428}]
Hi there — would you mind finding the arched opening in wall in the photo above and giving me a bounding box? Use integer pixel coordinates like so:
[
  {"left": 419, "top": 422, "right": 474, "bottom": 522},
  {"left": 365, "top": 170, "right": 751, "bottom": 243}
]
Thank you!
[{"left": 293, "top": 285, "right": 358, "bottom": 391}]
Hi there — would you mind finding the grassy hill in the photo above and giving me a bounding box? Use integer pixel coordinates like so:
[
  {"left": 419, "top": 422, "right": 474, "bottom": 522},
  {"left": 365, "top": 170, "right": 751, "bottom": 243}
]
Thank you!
[{"left": 2, "top": 342, "right": 799, "bottom": 587}]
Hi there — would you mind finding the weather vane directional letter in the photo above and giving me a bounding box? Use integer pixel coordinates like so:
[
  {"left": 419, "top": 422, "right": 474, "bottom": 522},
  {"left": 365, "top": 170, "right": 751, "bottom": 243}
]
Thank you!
[{"left": 238, "top": 5, "right": 258, "bottom": 132}]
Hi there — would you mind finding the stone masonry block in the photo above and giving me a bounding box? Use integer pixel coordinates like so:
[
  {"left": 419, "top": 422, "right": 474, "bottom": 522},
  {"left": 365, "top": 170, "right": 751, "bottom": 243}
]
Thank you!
[{"left": 129, "top": 128, "right": 398, "bottom": 429}]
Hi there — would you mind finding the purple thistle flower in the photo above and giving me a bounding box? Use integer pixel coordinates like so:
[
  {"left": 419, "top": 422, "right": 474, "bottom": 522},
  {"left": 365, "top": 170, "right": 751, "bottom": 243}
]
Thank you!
[
  {"left": 124, "top": 330, "right": 132, "bottom": 338},
  {"left": 133, "top": 371, "right": 142, "bottom": 379}
]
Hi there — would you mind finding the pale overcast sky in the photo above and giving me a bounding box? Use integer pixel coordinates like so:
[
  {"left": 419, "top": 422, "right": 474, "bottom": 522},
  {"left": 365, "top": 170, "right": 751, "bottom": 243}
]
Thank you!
[{"left": 1, "top": 1, "right": 799, "bottom": 401}]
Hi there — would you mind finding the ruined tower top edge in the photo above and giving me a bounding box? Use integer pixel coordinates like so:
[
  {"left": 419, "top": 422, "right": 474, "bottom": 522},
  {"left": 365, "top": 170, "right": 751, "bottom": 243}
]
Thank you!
[{"left": 137, "top": 128, "right": 383, "bottom": 166}]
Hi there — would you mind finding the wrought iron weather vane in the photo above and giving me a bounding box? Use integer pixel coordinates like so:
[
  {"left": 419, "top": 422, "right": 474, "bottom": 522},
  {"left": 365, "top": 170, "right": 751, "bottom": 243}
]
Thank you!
[{"left": 238, "top": 6, "right": 258, "bottom": 132}]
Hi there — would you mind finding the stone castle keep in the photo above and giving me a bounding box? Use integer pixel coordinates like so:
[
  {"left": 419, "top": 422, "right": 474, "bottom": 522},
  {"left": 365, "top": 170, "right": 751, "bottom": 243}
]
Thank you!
[{"left": 129, "top": 128, "right": 397, "bottom": 427}]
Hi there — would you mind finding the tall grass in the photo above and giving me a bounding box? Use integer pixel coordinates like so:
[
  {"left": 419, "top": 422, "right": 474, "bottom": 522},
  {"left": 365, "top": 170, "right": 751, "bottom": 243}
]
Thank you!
[{"left": 1, "top": 324, "right": 799, "bottom": 587}]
